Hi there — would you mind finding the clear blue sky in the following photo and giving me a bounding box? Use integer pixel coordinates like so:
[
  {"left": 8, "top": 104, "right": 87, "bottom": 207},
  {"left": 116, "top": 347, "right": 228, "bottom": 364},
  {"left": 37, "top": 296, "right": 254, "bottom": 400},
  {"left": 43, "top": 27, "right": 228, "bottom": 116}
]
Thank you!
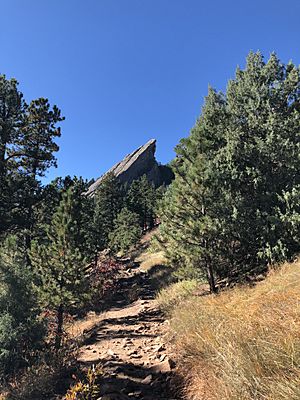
[{"left": 1, "top": 0, "right": 299, "bottom": 182}]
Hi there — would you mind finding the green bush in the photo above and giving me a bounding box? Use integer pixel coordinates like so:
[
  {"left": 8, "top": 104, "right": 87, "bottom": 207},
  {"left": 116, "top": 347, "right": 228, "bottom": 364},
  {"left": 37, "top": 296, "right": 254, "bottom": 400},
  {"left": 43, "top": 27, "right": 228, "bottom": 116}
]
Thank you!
[
  {"left": 0, "top": 236, "right": 45, "bottom": 377},
  {"left": 109, "top": 207, "right": 142, "bottom": 254}
]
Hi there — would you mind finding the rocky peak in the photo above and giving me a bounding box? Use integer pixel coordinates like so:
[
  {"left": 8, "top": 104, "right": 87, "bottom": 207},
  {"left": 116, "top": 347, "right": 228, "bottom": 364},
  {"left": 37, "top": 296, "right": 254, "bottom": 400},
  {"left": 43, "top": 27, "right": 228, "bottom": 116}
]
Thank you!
[{"left": 86, "top": 139, "right": 173, "bottom": 196}]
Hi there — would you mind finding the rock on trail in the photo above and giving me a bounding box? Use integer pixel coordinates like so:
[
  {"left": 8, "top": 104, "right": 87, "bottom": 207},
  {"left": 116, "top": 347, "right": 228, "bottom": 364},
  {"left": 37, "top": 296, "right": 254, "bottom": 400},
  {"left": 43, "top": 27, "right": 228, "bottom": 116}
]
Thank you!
[{"left": 76, "top": 260, "right": 179, "bottom": 400}]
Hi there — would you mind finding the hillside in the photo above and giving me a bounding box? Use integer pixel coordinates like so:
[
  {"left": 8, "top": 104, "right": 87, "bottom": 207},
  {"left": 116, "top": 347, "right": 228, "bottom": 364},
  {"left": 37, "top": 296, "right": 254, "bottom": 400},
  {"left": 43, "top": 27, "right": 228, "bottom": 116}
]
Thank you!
[
  {"left": 157, "top": 259, "right": 300, "bottom": 400},
  {"left": 2, "top": 227, "right": 300, "bottom": 400},
  {"left": 64, "top": 235, "right": 300, "bottom": 400}
]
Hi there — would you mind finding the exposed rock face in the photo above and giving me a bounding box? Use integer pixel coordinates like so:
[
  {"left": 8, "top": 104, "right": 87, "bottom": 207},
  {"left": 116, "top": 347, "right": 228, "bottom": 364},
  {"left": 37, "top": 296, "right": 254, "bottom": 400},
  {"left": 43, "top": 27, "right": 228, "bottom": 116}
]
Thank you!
[{"left": 86, "top": 139, "right": 173, "bottom": 196}]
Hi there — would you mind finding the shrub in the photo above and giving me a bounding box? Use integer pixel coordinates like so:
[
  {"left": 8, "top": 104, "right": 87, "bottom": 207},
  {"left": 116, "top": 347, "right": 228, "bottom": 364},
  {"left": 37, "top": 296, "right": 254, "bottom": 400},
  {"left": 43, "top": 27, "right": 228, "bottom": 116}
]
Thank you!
[
  {"left": 5, "top": 347, "right": 77, "bottom": 400},
  {"left": 0, "top": 236, "right": 45, "bottom": 377},
  {"left": 65, "top": 365, "right": 102, "bottom": 400}
]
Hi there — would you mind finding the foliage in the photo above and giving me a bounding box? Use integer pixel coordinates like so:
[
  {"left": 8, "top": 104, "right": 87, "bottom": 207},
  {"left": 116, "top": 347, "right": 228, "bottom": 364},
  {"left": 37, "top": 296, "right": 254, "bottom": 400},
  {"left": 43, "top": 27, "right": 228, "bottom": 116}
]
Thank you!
[
  {"left": 109, "top": 207, "right": 142, "bottom": 254},
  {"left": 65, "top": 365, "right": 102, "bottom": 400},
  {"left": 0, "top": 73, "right": 67, "bottom": 386},
  {"left": 168, "top": 260, "right": 300, "bottom": 400},
  {"left": 0, "top": 236, "right": 44, "bottom": 377},
  {"left": 88, "top": 253, "right": 122, "bottom": 309},
  {"left": 93, "top": 173, "right": 161, "bottom": 255},
  {"left": 33, "top": 176, "right": 95, "bottom": 260},
  {"left": 30, "top": 187, "right": 89, "bottom": 349},
  {"left": 58, "top": 176, "right": 95, "bottom": 261},
  {"left": 0, "top": 75, "right": 63, "bottom": 236},
  {"left": 158, "top": 52, "right": 300, "bottom": 291},
  {"left": 0, "top": 75, "right": 25, "bottom": 233},
  {"left": 125, "top": 175, "right": 157, "bottom": 229},
  {"left": 17, "top": 98, "right": 63, "bottom": 178},
  {"left": 93, "top": 173, "right": 123, "bottom": 251},
  {"left": 5, "top": 346, "right": 77, "bottom": 400}
]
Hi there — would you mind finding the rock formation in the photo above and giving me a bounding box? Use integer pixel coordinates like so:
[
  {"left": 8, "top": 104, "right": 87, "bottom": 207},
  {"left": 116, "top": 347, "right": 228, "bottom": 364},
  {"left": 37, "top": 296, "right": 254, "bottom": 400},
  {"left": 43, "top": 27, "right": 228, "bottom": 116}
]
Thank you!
[{"left": 86, "top": 139, "right": 173, "bottom": 196}]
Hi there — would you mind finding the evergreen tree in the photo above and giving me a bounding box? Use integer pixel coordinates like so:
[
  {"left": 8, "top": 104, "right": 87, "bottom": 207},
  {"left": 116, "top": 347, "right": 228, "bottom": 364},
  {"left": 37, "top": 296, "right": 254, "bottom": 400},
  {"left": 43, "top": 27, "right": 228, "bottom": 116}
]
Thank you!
[
  {"left": 0, "top": 75, "right": 25, "bottom": 233},
  {"left": 157, "top": 89, "right": 227, "bottom": 292},
  {"left": 70, "top": 176, "right": 96, "bottom": 260},
  {"left": 125, "top": 175, "right": 157, "bottom": 229},
  {"left": 222, "top": 52, "right": 300, "bottom": 265},
  {"left": 93, "top": 173, "right": 123, "bottom": 251},
  {"left": 0, "top": 75, "right": 24, "bottom": 178},
  {"left": 16, "top": 98, "right": 63, "bottom": 254},
  {"left": 30, "top": 187, "right": 89, "bottom": 349},
  {"left": 17, "top": 98, "right": 63, "bottom": 178},
  {"left": 158, "top": 52, "right": 300, "bottom": 291},
  {"left": 0, "top": 236, "right": 44, "bottom": 376},
  {"left": 109, "top": 208, "right": 142, "bottom": 254},
  {"left": 0, "top": 76, "right": 63, "bottom": 240},
  {"left": 32, "top": 176, "right": 95, "bottom": 262}
]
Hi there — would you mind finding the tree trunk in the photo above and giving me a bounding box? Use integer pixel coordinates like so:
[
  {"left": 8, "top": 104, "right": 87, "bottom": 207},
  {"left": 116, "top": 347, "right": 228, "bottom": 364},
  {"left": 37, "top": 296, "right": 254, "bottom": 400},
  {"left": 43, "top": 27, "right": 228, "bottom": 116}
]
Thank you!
[
  {"left": 55, "top": 303, "right": 64, "bottom": 350},
  {"left": 206, "top": 263, "right": 217, "bottom": 294},
  {"left": 0, "top": 142, "right": 7, "bottom": 180}
]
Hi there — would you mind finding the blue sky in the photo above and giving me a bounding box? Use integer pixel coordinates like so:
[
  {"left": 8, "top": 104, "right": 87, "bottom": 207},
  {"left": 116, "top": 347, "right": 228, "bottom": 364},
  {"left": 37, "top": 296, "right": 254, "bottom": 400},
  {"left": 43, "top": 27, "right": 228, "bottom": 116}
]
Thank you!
[{"left": 0, "top": 0, "right": 299, "bottom": 182}]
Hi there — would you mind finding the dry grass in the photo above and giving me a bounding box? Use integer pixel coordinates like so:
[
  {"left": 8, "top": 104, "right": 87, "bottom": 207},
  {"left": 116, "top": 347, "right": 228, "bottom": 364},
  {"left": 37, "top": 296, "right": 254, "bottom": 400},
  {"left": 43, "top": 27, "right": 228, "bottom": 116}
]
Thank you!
[
  {"left": 1, "top": 348, "right": 76, "bottom": 400},
  {"left": 168, "top": 260, "right": 300, "bottom": 400},
  {"left": 157, "top": 280, "right": 198, "bottom": 313},
  {"left": 135, "top": 250, "right": 166, "bottom": 271},
  {"left": 66, "top": 312, "right": 102, "bottom": 340}
]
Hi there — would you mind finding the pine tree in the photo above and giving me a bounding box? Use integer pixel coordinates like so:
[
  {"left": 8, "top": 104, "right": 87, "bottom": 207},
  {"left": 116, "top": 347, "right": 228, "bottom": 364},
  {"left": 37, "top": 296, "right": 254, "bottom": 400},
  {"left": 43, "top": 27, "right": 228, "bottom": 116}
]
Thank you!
[
  {"left": 69, "top": 176, "right": 96, "bottom": 261},
  {"left": 0, "top": 76, "right": 63, "bottom": 241},
  {"left": 218, "top": 52, "right": 300, "bottom": 266},
  {"left": 17, "top": 98, "right": 64, "bottom": 178},
  {"left": 109, "top": 208, "right": 142, "bottom": 254},
  {"left": 93, "top": 173, "right": 123, "bottom": 251},
  {"left": 30, "top": 187, "right": 89, "bottom": 349},
  {"left": 157, "top": 88, "right": 227, "bottom": 292},
  {"left": 0, "top": 236, "right": 44, "bottom": 375},
  {"left": 125, "top": 175, "right": 157, "bottom": 229},
  {"left": 0, "top": 75, "right": 24, "bottom": 178},
  {"left": 32, "top": 176, "right": 95, "bottom": 263},
  {"left": 158, "top": 52, "right": 300, "bottom": 291},
  {"left": 17, "top": 98, "right": 64, "bottom": 255},
  {"left": 0, "top": 75, "right": 25, "bottom": 233}
]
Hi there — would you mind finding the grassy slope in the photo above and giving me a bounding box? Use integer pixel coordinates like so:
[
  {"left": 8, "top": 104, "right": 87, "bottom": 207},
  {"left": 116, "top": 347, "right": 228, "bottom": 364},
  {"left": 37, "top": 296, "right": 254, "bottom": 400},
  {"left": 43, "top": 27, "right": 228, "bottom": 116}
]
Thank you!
[{"left": 157, "top": 260, "right": 300, "bottom": 400}]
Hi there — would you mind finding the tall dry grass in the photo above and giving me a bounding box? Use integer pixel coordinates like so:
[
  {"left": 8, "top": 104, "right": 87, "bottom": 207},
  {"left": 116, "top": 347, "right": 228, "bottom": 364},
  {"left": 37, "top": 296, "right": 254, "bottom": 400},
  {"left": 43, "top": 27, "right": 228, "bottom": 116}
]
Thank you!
[
  {"left": 168, "top": 260, "right": 300, "bottom": 400},
  {"left": 157, "top": 279, "right": 198, "bottom": 313},
  {"left": 135, "top": 250, "right": 166, "bottom": 271}
]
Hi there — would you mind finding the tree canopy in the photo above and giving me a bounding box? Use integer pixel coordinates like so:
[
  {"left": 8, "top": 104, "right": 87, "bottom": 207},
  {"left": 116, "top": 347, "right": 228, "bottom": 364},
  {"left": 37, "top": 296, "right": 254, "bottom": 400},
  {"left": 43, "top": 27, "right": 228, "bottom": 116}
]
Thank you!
[{"left": 158, "top": 52, "right": 300, "bottom": 292}]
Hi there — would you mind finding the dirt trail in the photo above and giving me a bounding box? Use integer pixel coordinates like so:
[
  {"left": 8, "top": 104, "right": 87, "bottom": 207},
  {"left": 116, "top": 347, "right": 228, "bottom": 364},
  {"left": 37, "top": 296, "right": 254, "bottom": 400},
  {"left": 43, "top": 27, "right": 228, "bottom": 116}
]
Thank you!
[{"left": 76, "top": 261, "right": 180, "bottom": 400}]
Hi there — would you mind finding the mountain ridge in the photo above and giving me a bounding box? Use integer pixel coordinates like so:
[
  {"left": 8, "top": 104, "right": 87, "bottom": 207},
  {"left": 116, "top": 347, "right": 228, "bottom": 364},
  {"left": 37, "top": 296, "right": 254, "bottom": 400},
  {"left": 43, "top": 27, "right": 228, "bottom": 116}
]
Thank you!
[{"left": 86, "top": 139, "right": 173, "bottom": 195}]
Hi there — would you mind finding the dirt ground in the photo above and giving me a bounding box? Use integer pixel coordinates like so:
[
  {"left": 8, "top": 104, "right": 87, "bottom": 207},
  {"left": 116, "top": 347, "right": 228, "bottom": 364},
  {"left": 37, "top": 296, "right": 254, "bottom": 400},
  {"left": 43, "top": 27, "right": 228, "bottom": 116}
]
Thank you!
[{"left": 73, "top": 253, "right": 180, "bottom": 400}]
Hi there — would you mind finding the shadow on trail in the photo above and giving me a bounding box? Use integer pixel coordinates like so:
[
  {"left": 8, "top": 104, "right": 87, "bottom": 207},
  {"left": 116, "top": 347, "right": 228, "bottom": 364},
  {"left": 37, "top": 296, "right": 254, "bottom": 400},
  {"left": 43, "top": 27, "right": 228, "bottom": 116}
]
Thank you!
[
  {"left": 78, "top": 261, "right": 182, "bottom": 399},
  {"left": 82, "top": 360, "right": 181, "bottom": 400},
  {"left": 90, "top": 262, "right": 175, "bottom": 315},
  {"left": 84, "top": 308, "right": 165, "bottom": 345}
]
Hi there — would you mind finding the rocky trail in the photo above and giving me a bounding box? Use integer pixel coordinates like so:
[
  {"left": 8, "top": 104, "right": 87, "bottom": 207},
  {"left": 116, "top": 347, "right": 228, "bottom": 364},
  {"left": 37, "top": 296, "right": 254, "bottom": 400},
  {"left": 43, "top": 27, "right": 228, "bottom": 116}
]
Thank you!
[{"left": 74, "top": 259, "right": 180, "bottom": 400}]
